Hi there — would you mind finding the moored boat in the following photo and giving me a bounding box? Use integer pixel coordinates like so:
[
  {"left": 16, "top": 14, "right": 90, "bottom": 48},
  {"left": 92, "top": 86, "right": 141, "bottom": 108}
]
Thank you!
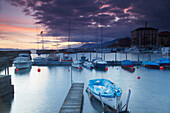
[
  {"left": 72, "top": 60, "right": 82, "bottom": 69},
  {"left": 61, "top": 53, "right": 73, "bottom": 61},
  {"left": 121, "top": 60, "right": 135, "bottom": 72},
  {"left": 83, "top": 61, "right": 94, "bottom": 69},
  {"left": 93, "top": 57, "right": 107, "bottom": 69},
  {"left": 79, "top": 54, "right": 88, "bottom": 63},
  {"left": 142, "top": 61, "right": 159, "bottom": 69},
  {"left": 47, "top": 53, "right": 60, "bottom": 61},
  {"left": 155, "top": 58, "right": 170, "bottom": 68},
  {"left": 88, "top": 79, "right": 122, "bottom": 110},
  {"left": 13, "top": 53, "right": 32, "bottom": 69}
]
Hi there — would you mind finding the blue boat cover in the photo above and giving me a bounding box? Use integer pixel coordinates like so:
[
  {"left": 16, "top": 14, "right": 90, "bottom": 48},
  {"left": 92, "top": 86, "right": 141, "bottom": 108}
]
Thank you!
[
  {"left": 142, "top": 61, "right": 159, "bottom": 66},
  {"left": 121, "top": 60, "right": 133, "bottom": 66},
  {"left": 88, "top": 79, "right": 122, "bottom": 98},
  {"left": 155, "top": 58, "right": 170, "bottom": 64}
]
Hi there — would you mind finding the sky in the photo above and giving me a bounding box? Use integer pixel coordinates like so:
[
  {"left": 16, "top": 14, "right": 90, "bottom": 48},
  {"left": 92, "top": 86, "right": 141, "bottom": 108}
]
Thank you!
[{"left": 0, "top": 0, "right": 170, "bottom": 49}]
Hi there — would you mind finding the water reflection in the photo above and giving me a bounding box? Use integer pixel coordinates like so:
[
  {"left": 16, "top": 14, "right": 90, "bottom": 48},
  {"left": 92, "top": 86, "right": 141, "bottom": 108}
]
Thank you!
[
  {"left": 15, "top": 67, "right": 31, "bottom": 75},
  {"left": 0, "top": 96, "right": 14, "bottom": 113}
]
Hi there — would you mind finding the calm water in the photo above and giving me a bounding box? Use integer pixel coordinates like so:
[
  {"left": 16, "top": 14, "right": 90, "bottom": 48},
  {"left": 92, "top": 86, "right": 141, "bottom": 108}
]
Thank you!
[{"left": 0, "top": 53, "right": 170, "bottom": 113}]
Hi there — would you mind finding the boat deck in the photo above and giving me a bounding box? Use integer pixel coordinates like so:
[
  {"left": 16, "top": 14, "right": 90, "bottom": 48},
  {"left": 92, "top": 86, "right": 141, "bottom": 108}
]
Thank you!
[{"left": 59, "top": 83, "right": 84, "bottom": 113}]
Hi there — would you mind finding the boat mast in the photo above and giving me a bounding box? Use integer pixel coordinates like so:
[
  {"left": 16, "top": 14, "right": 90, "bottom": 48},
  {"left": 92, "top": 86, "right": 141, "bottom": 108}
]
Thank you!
[
  {"left": 68, "top": 20, "right": 71, "bottom": 50},
  {"left": 96, "top": 21, "right": 98, "bottom": 58},
  {"left": 100, "top": 18, "right": 103, "bottom": 59}
]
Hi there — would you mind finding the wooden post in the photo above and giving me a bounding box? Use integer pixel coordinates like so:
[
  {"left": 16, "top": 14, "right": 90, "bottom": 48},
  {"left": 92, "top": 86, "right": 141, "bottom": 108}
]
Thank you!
[
  {"left": 115, "top": 52, "right": 117, "bottom": 61},
  {"left": 71, "top": 66, "right": 73, "bottom": 85},
  {"left": 138, "top": 53, "right": 139, "bottom": 61},
  {"left": 90, "top": 52, "right": 91, "bottom": 61},
  {"left": 7, "top": 61, "right": 9, "bottom": 75},
  {"left": 104, "top": 52, "right": 105, "bottom": 60},
  {"left": 5, "top": 62, "right": 6, "bottom": 75},
  {"left": 126, "top": 52, "right": 127, "bottom": 60}
]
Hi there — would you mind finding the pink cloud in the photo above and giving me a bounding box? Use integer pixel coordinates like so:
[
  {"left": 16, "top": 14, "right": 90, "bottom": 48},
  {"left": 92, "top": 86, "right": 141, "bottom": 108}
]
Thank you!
[
  {"left": 100, "top": 4, "right": 111, "bottom": 9},
  {"left": 124, "top": 6, "right": 133, "bottom": 14},
  {"left": 0, "top": 23, "right": 37, "bottom": 33}
]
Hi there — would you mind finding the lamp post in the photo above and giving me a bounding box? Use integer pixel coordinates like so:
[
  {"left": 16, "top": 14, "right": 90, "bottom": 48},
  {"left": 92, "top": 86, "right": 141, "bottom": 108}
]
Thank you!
[{"left": 40, "top": 31, "right": 44, "bottom": 49}]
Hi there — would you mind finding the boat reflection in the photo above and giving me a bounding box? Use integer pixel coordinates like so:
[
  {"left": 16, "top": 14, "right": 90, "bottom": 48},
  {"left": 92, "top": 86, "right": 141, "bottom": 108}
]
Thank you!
[{"left": 15, "top": 67, "right": 31, "bottom": 75}]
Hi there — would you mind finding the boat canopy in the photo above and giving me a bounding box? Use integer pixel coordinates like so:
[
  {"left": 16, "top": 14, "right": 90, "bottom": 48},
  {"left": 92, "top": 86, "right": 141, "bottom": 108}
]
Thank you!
[
  {"left": 121, "top": 60, "right": 133, "bottom": 66},
  {"left": 142, "top": 61, "right": 159, "bottom": 66}
]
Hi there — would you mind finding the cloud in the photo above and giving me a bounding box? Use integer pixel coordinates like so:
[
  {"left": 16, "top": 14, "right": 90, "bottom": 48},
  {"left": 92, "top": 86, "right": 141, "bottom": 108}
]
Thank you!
[{"left": 6, "top": 0, "right": 170, "bottom": 45}]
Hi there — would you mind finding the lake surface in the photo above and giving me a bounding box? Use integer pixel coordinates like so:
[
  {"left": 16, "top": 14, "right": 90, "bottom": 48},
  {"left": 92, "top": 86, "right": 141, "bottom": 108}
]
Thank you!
[{"left": 0, "top": 53, "right": 170, "bottom": 113}]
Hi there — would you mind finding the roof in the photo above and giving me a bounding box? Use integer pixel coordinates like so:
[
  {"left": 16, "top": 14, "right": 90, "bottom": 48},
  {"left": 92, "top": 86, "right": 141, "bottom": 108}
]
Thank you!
[
  {"left": 132, "top": 27, "right": 158, "bottom": 32},
  {"left": 159, "top": 31, "right": 170, "bottom": 35}
]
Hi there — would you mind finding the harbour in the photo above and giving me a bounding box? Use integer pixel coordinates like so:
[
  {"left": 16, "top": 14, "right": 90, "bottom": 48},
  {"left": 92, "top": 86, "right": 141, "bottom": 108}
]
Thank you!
[{"left": 0, "top": 52, "right": 169, "bottom": 113}]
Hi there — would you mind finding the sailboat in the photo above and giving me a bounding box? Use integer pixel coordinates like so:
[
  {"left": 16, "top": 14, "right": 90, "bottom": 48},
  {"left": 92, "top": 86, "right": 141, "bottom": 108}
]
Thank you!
[
  {"left": 93, "top": 18, "right": 107, "bottom": 69},
  {"left": 61, "top": 20, "right": 73, "bottom": 62}
]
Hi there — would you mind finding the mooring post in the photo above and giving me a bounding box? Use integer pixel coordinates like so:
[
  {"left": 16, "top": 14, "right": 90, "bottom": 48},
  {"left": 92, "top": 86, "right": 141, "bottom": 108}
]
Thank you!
[
  {"left": 115, "top": 52, "right": 117, "bottom": 61},
  {"left": 71, "top": 66, "right": 73, "bottom": 85},
  {"left": 126, "top": 52, "right": 127, "bottom": 60},
  {"left": 138, "top": 53, "right": 139, "bottom": 61},
  {"left": 104, "top": 52, "right": 105, "bottom": 60},
  {"left": 90, "top": 52, "right": 91, "bottom": 61}
]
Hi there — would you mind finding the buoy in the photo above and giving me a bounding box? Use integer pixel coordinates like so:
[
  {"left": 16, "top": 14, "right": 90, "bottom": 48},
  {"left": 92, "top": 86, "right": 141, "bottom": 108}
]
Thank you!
[
  {"left": 105, "top": 67, "right": 108, "bottom": 71},
  {"left": 79, "top": 67, "right": 81, "bottom": 70},
  {"left": 137, "top": 76, "right": 140, "bottom": 79},
  {"left": 160, "top": 66, "right": 164, "bottom": 70},
  {"left": 16, "top": 69, "right": 19, "bottom": 71},
  {"left": 132, "top": 68, "right": 135, "bottom": 71},
  {"left": 37, "top": 68, "right": 41, "bottom": 72}
]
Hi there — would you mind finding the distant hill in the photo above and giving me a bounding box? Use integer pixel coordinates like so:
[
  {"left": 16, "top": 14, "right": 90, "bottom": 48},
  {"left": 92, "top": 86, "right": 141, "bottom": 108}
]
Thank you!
[
  {"left": 79, "top": 37, "right": 131, "bottom": 49},
  {"left": 107, "top": 37, "right": 131, "bottom": 48}
]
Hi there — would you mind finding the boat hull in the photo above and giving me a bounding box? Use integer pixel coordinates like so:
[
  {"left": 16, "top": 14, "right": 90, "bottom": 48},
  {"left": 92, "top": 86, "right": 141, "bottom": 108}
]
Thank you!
[
  {"left": 14, "top": 62, "right": 32, "bottom": 69},
  {"left": 144, "top": 65, "right": 159, "bottom": 69},
  {"left": 121, "top": 65, "right": 135, "bottom": 72},
  {"left": 72, "top": 64, "right": 81, "bottom": 68},
  {"left": 90, "top": 90, "right": 118, "bottom": 110},
  {"left": 95, "top": 63, "right": 107, "bottom": 68}
]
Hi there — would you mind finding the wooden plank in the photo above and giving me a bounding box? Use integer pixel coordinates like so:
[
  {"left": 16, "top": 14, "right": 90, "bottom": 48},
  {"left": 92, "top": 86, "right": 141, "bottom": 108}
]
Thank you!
[{"left": 59, "top": 83, "right": 84, "bottom": 113}]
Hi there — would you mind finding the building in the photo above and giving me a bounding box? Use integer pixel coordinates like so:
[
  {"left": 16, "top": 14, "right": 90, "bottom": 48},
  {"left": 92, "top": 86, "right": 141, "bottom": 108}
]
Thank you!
[
  {"left": 158, "top": 31, "right": 170, "bottom": 47},
  {"left": 131, "top": 27, "right": 158, "bottom": 48}
]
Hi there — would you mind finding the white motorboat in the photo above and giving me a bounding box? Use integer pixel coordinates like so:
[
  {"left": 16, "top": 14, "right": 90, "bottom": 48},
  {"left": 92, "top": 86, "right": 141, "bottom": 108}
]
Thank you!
[
  {"left": 72, "top": 60, "right": 82, "bottom": 69},
  {"left": 93, "top": 58, "right": 107, "bottom": 69},
  {"left": 13, "top": 53, "right": 32, "bottom": 69},
  {"left": 83, "top": 61, "right": 94, "bottom": 69}
]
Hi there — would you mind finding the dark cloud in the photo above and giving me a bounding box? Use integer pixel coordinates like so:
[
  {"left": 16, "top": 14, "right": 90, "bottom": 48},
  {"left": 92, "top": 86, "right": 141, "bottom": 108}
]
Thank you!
[{"left": 7, "top": 0, "right": 170, "bottom": 46}]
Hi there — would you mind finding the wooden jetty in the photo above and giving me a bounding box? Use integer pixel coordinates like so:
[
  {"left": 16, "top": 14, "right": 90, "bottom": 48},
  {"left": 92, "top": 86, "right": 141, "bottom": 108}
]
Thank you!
[{"left": 59, "top": 83, "right": 84, "bottom": 113}]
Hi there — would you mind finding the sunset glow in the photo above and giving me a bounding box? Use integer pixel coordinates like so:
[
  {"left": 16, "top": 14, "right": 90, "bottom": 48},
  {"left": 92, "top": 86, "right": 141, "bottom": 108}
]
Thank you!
[{"left": 0, "top": 0, "right": 170, "bottom": 50}]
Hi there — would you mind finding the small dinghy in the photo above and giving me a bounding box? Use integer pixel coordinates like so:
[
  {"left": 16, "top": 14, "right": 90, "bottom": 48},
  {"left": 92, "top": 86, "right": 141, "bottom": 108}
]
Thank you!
[
  {"left": 121, "top": 60, "right": 135, "bottom": 72},
  {"left": 142, "top": 61, "right": 159, "bottom": 69},
  {"left": 88, "top": 79, "right": 122, "bottom": 110}
]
